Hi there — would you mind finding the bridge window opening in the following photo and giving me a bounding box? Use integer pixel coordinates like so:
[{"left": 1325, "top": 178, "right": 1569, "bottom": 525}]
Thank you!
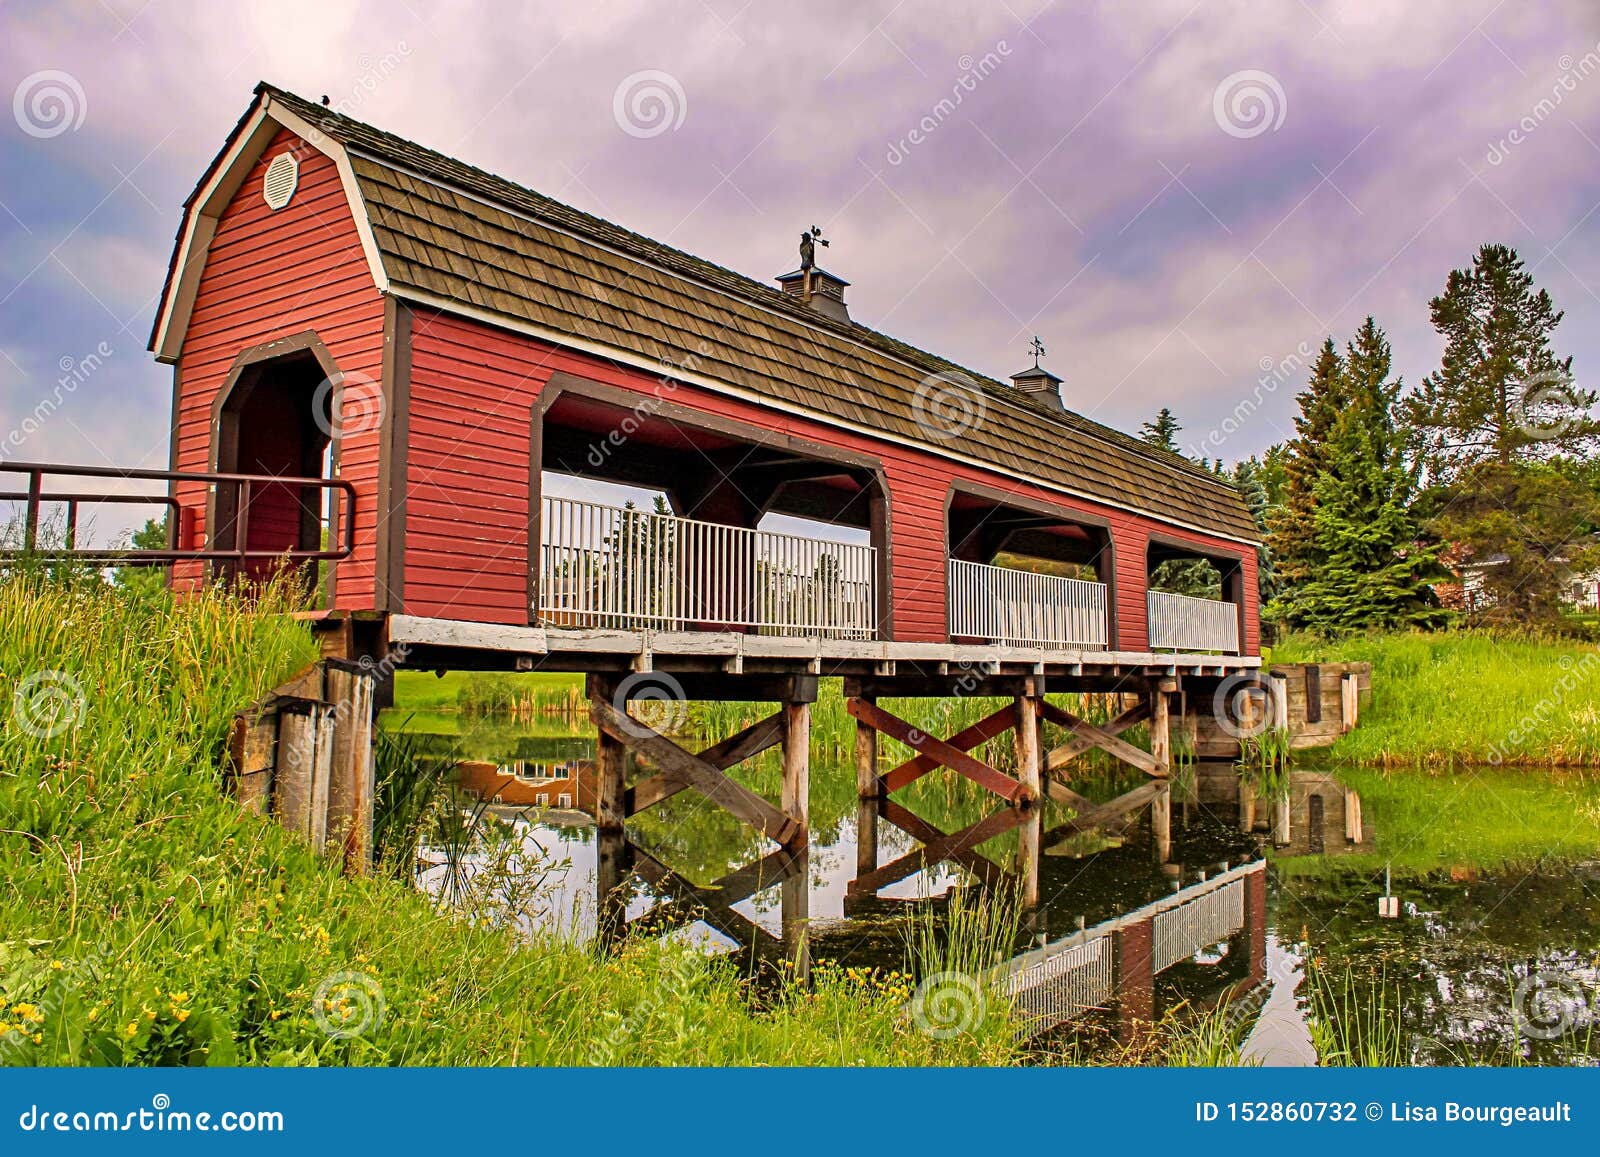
[
  {"left": 946, "top": 490, "right": 1112, "bottom": 648},
  {"left": 537, "top": 390, "right": 887, "bottom": 637},
  {"left": 1145, "top": 541, "right": 1244, "bottom": 654}
]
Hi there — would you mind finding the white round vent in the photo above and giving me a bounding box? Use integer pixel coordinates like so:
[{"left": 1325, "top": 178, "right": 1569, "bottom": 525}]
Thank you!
[{"left": 262, "top": 152, "right": 299, "bottom": 211}]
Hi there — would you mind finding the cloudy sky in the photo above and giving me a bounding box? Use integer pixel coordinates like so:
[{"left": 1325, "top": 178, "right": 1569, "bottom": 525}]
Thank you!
[{"left": 3, "top": 0, "right": 1599, "bottom": 531}]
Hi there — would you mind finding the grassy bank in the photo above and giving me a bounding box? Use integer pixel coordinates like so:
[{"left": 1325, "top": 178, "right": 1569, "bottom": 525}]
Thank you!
[
  {"left": 1270, "top": 629, "right": 1600, "bottom": 768},
  {"left": 0, "top": 575, "right": 1014, "bottom": 1066}
]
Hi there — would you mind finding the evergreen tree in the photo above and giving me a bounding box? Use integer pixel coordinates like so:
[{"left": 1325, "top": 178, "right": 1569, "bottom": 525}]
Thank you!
[
  {"left": 1406, "top": 244, "right": 1599, "bottom": 621},
  {"left": 1139, "top": 407, "right": 1181, "bottom": 452},
  {"left": 1271, "top": 319, "right": 1446, "bottom": 632},
  {"left": 1268, "top": 338, "right": 1347, "bottom": 592},
  {"left": 1405, "top": 242, "right": 1598, "bottom": 477}
]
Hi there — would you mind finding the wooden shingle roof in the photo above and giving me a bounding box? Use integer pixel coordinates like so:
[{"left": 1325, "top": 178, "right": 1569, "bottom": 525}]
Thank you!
[{"left": 262, "top": 85, "right": 1259, "bottom": 543}]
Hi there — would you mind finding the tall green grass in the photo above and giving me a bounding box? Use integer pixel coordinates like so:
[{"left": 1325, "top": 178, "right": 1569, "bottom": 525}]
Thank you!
[
  {"left": 0, "top": 573, "right": 1013, "bottom": 1066},
  {"left": 1270, "top": 629, "right": 1600, "bottom": 767}
]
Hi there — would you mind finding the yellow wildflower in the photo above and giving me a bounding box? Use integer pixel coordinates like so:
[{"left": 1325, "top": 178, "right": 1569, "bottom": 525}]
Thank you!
[
  {"left": 170, "top": 992, "right": 190, "bottom": 1004},
  {"left": 124, "top": 1022, "right": 138, "bottom": 1038},
  {"left": 174, "top": 1009, "right": 190, "bottom": 1023}
]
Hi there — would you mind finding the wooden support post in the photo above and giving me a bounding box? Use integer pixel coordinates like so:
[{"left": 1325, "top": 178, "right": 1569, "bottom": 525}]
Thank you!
[
  {"left": 1148, "top": 686, "right": 1171, "bottom": 776},
  {"left": 1270, "top": 671, "right": 1290, "bottom": 733},
  {"left": 854, "top": 695, "right": 878, "bottom": 876},
  {"left": 1341, "top": 672, "right": 1359, "bottom": 732},
  {"left": 782, "top": 697, "right": 811, "bottom": 852},
  {"left": 1014, "top": 685, "right": 1042, "bottom": 800},
  {"left": 588, "top": 675, "right": 630, "bottom": 945},
  {"left": 325, "top": 663, "right": 376, "bottom": 874}
]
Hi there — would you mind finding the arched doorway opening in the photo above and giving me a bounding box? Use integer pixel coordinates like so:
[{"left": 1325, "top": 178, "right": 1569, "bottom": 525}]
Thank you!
[{"left": 211, "top": 346, "right": 337, "bottom": 594}]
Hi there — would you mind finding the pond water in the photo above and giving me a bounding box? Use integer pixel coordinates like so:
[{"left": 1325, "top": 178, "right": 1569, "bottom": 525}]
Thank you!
[{"left": 386, "top": 706, "right": 1600, "bottom": 1066}]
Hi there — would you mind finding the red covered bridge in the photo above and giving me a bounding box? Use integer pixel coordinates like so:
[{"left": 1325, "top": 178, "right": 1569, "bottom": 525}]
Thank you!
[
  {"left": 7, "top": 84, "right": 1270, "bottom": 899},
  {"left": 142, "top": 84, "right": 1260, "bottom": 665}
]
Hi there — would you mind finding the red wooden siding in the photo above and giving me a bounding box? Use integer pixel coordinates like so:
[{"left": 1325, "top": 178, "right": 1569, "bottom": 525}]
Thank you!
[
  {"left": 171, "top": 127, "right": 385, "bottom": 603},
  {"left": 402, "top": 310, "right": 540, "bottom": 622},
  {"left": 400, "top": 307, "right": 1260, "bottom": 654}
]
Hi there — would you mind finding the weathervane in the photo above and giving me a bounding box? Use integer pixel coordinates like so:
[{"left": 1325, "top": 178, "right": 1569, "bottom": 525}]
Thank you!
[
  {"left": 1029, "top": 335, "right": 1046, "bottom": 368},
  {"left": 799, "top": 225, "right": 828, "bottom": 272}
]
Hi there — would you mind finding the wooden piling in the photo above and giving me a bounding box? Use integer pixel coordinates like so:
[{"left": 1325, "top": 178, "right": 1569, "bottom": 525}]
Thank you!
[
  {"left": 782, "top": 697, "right": 811, "bottom": 852},
  {"left": 1148, "top": 686, "right": 1171, "bottom": 776},
  {"left": 1341, "top": 672, "right": 1359, "bottom": 732},
  {"left": 325, "top": 663, "right": 376, "bottom": 873},
  {"left": 226, "top": 709, "right": 277, "bottom": 815},
  {"left": 274, "top": 701, "right": 335, "bottom": 851},
  {"left": 1015, "top": 682, "right": 1044, "bottom": 906}
]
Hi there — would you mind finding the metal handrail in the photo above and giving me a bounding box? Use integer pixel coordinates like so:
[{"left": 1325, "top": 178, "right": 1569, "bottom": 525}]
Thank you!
[
  {"left": 540, "top": 494, "right": 876, "bottom": 638},
  {"left": 0, "top": 461, "right": 357, "bottom": 565},
  {"left": 947, "top": 558, "right": 1108, "bottom": 648},
  {"left": 1147, "top": 588, "right": 1240, "bottom": 653}
]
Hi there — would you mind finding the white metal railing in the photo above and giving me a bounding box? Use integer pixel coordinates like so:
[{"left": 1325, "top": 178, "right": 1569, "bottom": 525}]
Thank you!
[
  {"left": 1147, "top": 589, "right": 1240, "bottom": 653},
  {"left": 947, "top": 558, "right": 1108, "bottom": 648},
  {"left": 539, "top": 495, "right": 876, "bottom": 638}
]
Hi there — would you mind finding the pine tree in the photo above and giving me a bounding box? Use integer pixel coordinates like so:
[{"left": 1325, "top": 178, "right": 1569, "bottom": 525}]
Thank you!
[
  {"left": 1273, "top": 319, "right": 1447, "bottom": 632},
  {"left": 1406, "top": 244, "right": 1599, "bottom": 621},
  {"left": 1268, "top": 338, "right": 1347, "bottom": 593},
  {"left": 1405, "top": 242, "right": 1598, "bottom": 477},
  {"left": 1139, "top": 407, "right": 1181, "bottom": 452}
]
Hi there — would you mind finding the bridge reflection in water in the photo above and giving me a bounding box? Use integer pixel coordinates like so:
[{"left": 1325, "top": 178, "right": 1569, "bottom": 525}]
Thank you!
[{"left": 457, "top": 752, "right": 1278, "bottom": 1042}]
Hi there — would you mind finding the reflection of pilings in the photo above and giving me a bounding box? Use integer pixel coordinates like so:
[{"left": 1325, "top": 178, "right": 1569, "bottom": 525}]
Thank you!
[
  {"left": 855, "top": 694, "right": 878, "bottom": 876},
  {"left": 595, "top": 826, "right": 632, "bottom": 951},
  {"left": 1150, "top": 785, "right": 1172, "bottom": 865},
  {"left": 781, "top": 846, "right": 810, "bottom": 981},
  {"left": 1272, "top": 797, "right": 1291, "bottom": 847},
  {"left": 1114, "top": 918, "right": 1155, "bottom": 1045},
  {"left": 1237, "top": 775, "right": 1256, "bottom": 833}
]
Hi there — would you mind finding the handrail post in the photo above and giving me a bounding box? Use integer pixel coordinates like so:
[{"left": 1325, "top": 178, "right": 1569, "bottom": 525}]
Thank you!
[{"left": 24, "top": 469, "right": 41, "bottom": 552}]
